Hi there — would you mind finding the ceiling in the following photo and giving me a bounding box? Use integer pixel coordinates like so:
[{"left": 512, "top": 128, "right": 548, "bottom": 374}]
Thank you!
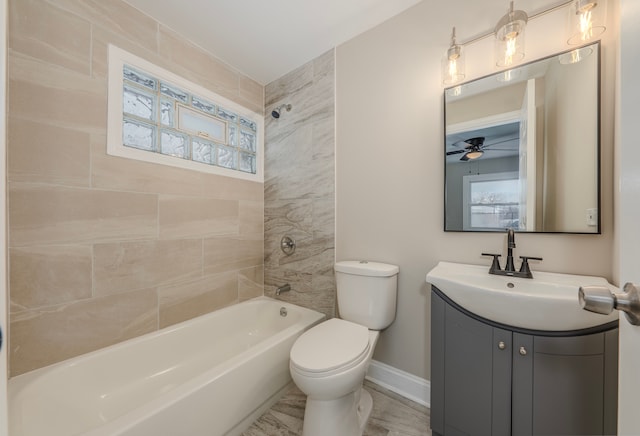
[
  {"left": 122, "top": 0, "right": 421, "bottom": 84},
  {"left": 122, "top": 0, "right": 570, "bottom": 85}
]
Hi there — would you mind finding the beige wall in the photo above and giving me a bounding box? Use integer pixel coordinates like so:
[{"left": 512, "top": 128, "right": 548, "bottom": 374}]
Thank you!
[
  {"left": 7, "top": 0, "right": 264, "bottom": 376},
  {"left": 543, "top": 55, "right": 599, "bottom": 232},
  {"left": 264, "top": 51, "right": 336, "bottom": 319},
  {"left": 446, "top": 82, "right": 526, "bottom": 126},
  {"left": 336, "top": 1, "right": 618, "bottom": 380}
]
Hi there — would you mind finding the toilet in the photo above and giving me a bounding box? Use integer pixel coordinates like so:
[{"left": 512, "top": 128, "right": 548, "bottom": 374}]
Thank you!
[{"left": 289, "top": 260, "right": 399, "bottom": 436}]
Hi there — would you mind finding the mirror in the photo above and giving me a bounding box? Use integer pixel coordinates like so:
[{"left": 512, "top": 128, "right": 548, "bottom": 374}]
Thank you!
[{"left": 444, "top": 42, "right": 600, "bottom": 233}]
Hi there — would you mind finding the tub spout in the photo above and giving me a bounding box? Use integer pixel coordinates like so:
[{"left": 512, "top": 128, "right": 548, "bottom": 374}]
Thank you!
[{"left": 276, "top": 284, "right": 291, "bottom": 296}]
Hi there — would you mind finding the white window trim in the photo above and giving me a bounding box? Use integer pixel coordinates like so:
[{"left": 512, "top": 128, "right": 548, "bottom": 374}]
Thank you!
[
  {"left": 107, "top": 44, "right": 264, "bottom": 182},
  {"left": 462, "top": 171, "right": 519, "bottom": 231}
]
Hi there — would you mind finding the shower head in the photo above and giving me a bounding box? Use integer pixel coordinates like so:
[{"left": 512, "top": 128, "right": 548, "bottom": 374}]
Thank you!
[{"left": 271, "top": 104, "right": 292, "bottom": 119}]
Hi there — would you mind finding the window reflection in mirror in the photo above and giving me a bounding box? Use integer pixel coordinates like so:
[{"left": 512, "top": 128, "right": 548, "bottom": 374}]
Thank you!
[{"left": 444, "top": 42, "right": 600, "bottom": 234}]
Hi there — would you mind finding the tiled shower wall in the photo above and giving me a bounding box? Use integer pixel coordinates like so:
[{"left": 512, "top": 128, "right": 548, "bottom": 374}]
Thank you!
[
  {"left": 264, "top": 51, "right": 336, "bottom": 318},
  {"left": 7, "top": 0, "right": 264, "bottom": 376}
]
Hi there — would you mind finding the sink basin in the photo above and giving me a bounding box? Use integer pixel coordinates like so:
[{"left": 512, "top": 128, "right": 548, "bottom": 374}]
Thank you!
[{"left": 426, "top": 261, "right": 619, "bottom": 331}]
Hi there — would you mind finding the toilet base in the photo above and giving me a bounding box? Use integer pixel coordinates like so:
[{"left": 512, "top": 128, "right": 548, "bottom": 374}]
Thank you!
[{"left": 302, "top": 387, "right": 373, "bottom": 436}]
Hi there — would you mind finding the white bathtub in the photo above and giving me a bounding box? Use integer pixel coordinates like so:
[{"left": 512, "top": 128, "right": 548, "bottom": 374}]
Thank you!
[{"left": 9, "top": 296, "right": 325, "bottom": 436}]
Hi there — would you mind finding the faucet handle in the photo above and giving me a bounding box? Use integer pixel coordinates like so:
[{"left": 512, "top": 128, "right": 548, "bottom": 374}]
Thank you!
[
  {"left": 482, "top": 253, "right": 503, "bottom": 273},
  {"left": 518, "top": 256, "right": 543, "bottom": 279},
  {"left": 520, "top": 256, "right": 543, "bottom": 262}
]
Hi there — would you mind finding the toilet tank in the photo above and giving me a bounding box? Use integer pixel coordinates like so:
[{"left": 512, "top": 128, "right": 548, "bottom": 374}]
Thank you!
[{"left": 335, "top": 261, "right": 399, "bottom": 330}]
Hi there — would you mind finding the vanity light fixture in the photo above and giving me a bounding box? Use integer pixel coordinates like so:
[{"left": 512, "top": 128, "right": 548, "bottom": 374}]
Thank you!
[
  {"left": 442, "top": 27, "right": 465, "bottom": 86},
  {"left": 494, "top": 1, "right": 528, "bottom": 68},
  {"left": 567, "top": 0, "right": 606, "bottom": 45}
]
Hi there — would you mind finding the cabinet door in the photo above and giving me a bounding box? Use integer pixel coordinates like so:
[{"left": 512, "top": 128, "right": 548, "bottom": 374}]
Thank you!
[
  {"left": 531, "top": 334, "right": 606, "bottom": 435},
  {"left": 430, "top": 291, "right": 446, "bottom": 435},
  {"left": 603, "top": 329, "right": 619, "bottom": 435},
  {"left": 512, "top": 333, "right": 534, "bottom": 436},
  {"left": 492, "top": 327, "right": 513, "bottom": 436},
  {"left": 443, "top": 303, "right": 495, "bottom": 435},
  {"left": 432, "top": 288, "right": 617, "bottom": 436}
]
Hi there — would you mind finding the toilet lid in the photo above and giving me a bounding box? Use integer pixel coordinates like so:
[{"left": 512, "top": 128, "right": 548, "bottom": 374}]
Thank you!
[{"left": 290, "top": 318, "right": 370, "bottom": 373}]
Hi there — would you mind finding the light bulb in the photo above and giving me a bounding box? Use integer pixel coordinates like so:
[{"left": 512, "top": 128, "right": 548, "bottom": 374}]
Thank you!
[
  {"left": 568, "top": 0, "right": 606, "bottom": 45},
  {"left": 494, "top": 2, "right": 527, "bottom": 67},
  {"left": 442, "top": 27, "right": 465, "bottom": 86}
]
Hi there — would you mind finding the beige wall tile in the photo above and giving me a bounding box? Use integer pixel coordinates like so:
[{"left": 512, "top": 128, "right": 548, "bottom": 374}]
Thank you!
[
  {"left": 9, "top": 183, "right": 158, "bottom": 246},
  {"left": 239, "top": 200, "right": 264, "bottom": 237},
  {"left": 9, "top": 0, "right": 91, "bottom": 75},
  {"left": 9, "top": 288, "right": 157, "bottom": 376},
  {"left": 159, "top": 196, "right": 239, "bottom": 240},
  {"left": 313, "top": 198, "right": 335, "bottom": 239},
  {"left": 45, "top": 0, "right": 158, "bottom": 52},
  {"left": 7, "top": 0, "right": 268, "bottom": 375},
  {"left": 91, "top": 137, "right": 205, "bottom": 196},
  {"left": 93, "top": 239, "right": 203, "bottom": 296},
  {"left": 158, "top": 272, "right": 238, "bottom": 328},
  {"left": 158, "top": 26, "right": 239, "bottom": 102},
  {"left": 10, "top": 245, "right": 92, "bottom": 310},
  {"left": 265, "top": 268, "right": 312, "bottom": 298},
  {"left": 239, "top": 266, "right": 264, "bottom": 301},
  {"left": 201, "top": 172, "right": 264, "bottom": 202},
  {"left": 265, "top": 60, "right": 313, "bottom": 107},
  {"left": 90, "top": 24, "right": 163, "bottom": 80},
  {"left": 9, "top": 50, "right": 102, "bottom": 94},
  {"left": 264, "top": 52, "right": 336, "bottom": 320},
  {"left": 9, "top": 77, "right": 107, "bottom": 134},
  {"left": 239, "top": 76, "right": 265, "bottom": 114},
  {"left": 204, "top": 236, "right": 264, "bottom": 275},
  {"left": 8, "top": 116, "right": 90, "bottom": 187}
]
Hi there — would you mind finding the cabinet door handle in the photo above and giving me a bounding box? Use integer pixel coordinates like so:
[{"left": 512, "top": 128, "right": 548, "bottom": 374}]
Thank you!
[
  {"left": 498, "top": 341, "right": 506, "bottom": 350},
  {"left": 519, "top": 346, "right": 527, "bottom": 356}
]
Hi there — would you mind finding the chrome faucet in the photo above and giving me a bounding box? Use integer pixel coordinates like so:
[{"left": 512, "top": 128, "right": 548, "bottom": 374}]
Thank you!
[
  {"left": 276, "top": 283, "right": 291, "bottom": 296},
  {"left": 505, "top": 228, "right": 516, "bottom": 273},
  {"left": 482, "top": 229, "right": 543, "bottom": 279}
]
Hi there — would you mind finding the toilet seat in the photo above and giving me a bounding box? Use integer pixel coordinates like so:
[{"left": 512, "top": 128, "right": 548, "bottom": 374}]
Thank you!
[{"left": 290, "top": 318, "right": 370, "bottom": 377}]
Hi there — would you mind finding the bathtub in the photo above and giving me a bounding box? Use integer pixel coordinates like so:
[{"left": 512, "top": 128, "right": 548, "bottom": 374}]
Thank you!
[{"left": 8, "top": 296, "right": 325, "bottom": 436}]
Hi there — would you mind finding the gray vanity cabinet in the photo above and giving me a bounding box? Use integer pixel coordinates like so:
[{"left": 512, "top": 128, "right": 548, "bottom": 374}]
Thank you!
[{"left": 431, "top": 288, "right": 618, "bottom": 436}]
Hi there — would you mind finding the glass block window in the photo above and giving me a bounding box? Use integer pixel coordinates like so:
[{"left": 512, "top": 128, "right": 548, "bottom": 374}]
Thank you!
[
  {"left": 121, "top": 64, "right": 259, "bottom": 174},
  {"left": 109, "top": 45, "right": 262, "bottom": 182}
]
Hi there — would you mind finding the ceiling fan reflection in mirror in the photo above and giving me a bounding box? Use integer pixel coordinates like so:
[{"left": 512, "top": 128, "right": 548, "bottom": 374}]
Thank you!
[{"left": 446, "top": 136, "right": 519, "bottom": 161}]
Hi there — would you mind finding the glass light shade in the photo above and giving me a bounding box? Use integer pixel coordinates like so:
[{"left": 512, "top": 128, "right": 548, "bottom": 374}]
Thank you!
[
  {"left": 567, "top": 0, "right": 606, "bottom": 45},
  {"left": 465, "top": 150, "right": 484, "bottom": 160},
  {"left": 494, "top": 2, "right": 528, "bottom": 67},
  {"left": 442, "top": 43, "right": 465, "bottom": 86}
]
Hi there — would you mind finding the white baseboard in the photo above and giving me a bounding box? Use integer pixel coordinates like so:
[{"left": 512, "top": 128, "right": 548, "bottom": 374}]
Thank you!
[{"left": 365, "top": 360, "right": 430, "bottom": 408}]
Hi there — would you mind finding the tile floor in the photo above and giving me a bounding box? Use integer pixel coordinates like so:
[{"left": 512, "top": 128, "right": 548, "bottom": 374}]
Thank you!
[{"left": 242, "top": 379, "right": 432, "bottom": 436}]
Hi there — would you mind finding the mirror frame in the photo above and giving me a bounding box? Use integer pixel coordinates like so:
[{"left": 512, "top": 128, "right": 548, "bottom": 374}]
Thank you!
[{"left": 443, "top": 42, "right": 601, "bottom": 234}]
